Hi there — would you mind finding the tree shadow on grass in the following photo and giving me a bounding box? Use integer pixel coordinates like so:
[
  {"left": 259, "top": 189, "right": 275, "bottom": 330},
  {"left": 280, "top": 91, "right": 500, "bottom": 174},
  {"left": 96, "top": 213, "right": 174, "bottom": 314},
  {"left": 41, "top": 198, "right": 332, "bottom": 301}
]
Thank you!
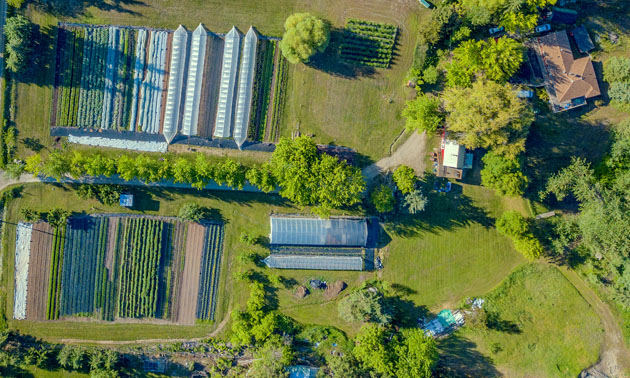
[
  {"left": 16, "top": 24, "right": 57, "bottom": 86},
  {"left": 386, "top": 182, "right": 493, "bottom": 238},
  {"left": 32, "top": 0, "right": 144, "bottom": 18},
  {"left": 306, "top": 28, "right": 376, "bottom": 79},
  {"left": 436, "top": 334, "right": 503, "bottom": 378}
]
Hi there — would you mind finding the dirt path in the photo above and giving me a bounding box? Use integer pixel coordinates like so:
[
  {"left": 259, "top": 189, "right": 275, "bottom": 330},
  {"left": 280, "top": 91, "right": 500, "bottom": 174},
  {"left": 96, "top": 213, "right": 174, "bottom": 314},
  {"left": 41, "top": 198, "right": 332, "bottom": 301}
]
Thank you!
[
  {"left": 362, "top": 130, "right": 427, "bottom": 183},
  {"left": 558, "top": 266, "right": 630, "bottom": 378}
]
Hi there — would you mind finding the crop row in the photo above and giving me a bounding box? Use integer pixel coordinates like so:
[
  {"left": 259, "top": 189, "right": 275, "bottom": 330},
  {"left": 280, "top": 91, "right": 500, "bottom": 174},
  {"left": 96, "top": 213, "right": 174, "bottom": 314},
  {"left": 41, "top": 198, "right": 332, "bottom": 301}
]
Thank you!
[
  {"left": 76, "top": 27, "right": 110, "bottom": 128},
  {"left": 268, "top": 51, "right": 289, "bottom": 143},
  {"left": 59, "top": 217, "right": 102, "bottom": 317},
  {"left": 249, "top": 40, "right": 276, "bottom": 141},
  {"left": 56, "top": 27, "right": 85, "bottom": 127},
  {"left": 117, "top": 218, "right": 164, "bottom": 318},
  {"left": 196, "top": 224, "right": 225, "bottom": 320},
  {"left": 346, "top": 18, "right": 397, "bottom": 32},
  {"left": 93, "top": 217, "right": 110, "bottom": 312},
  {"left": 46, "top": 225, "right": 66, "bottom": 320}
]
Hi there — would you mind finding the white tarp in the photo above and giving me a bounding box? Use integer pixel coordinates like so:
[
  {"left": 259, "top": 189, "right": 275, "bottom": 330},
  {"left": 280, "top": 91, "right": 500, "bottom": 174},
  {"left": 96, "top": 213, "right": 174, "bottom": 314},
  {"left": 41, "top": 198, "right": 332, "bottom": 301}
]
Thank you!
[
  {"left": 68, "top": 134, "right": 168, "bottom": 153},
  {"left": 13, "top": 222, "right": 32, "bottom": 320}
]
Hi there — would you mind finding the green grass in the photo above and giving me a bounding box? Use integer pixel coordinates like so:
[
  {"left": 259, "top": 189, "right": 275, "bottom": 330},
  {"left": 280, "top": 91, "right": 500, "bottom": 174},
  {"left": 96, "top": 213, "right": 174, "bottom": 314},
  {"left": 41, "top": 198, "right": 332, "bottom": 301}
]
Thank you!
[
  {"left": 451, "top": 263, "right": 603, "bottom": 378},
  {"left": 381, "top": 180, "right": 528, "bottom": 312}
]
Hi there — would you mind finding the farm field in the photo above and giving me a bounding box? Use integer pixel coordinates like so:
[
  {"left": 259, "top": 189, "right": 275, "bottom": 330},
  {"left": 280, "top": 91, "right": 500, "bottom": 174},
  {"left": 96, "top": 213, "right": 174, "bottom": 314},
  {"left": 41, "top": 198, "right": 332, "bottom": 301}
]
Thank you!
[
  {"left": 17, "top": 0, "right": 425, "bottom": 161},
  {"left": 13, "top": 214, "right": 224, "bottom": 325},
  {"left": 451, "top": 264, "right": 603, "bottom": 377},
  {"left": 50, "top": 22, "right": 286, "bottom": 151}
]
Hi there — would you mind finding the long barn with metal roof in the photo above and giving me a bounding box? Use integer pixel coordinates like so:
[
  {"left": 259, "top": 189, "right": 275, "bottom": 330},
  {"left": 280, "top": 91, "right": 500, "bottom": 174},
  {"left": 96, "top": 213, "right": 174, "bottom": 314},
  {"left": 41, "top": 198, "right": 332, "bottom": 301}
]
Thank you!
[{"left": 269, "top": 215, "right": 369, "bottom": 247}]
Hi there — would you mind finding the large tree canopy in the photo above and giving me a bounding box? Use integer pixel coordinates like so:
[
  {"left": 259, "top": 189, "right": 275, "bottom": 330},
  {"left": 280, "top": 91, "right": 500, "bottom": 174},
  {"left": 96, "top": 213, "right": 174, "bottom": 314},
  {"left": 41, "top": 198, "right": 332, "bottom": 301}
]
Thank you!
[
  {"left": 447, "top": 37, "right": 524, "bottom": 86},
  {"left": 280, "top": 13, "right": 330, "bottom": 64},
  {"left": 481, "top": 152, "right": 528, "bottom": 196},
  {"left": 269, "top": 136, "right": 365, "bottom": 214},
  {"left": 459, "top": 0, "right": 556, "bottom": 32},
  {"left": 443, "top": 79, "right": 534, "bottom": 158},
  {"left": 402, "top": 94, "right": 443, "bottom": 133}
]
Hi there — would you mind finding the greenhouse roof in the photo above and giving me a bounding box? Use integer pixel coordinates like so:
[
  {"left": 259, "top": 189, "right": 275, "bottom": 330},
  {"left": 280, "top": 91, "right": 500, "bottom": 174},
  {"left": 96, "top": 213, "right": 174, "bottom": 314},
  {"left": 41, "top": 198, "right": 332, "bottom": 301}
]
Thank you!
[
  {"left": 181, "top": 24, "right": 208, "bottom": 137},
  {"left": 213, "top": 26, "right": 241, "bottom": 139},
  {"left": 163, "top": 25, "right": 189, "bottom": 143},
  {"left": 233, "top": 27, "right": 258, "bottom": 148},
  {"left": 263, "top": 254, "right": 364, "bottom": 271},
  {"left": 270, "top": 216, "right": 369, "bottom": 247}
]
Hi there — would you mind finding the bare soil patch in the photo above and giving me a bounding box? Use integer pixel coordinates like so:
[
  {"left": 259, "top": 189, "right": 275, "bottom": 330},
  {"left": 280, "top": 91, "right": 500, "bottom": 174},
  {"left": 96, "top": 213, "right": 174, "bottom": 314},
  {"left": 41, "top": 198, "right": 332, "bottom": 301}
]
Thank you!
[
  {"left": 324, "top": 281, "right": 347, "bottom": 300},
  {"left": 362, "top": 130, "right": 427, "bottom": 183},
  {"left": 104, "top": 217, "right": 119, "bottom": 280},
  {"left": 175, "top": 223, "right": 205, "bottom": 325},
  {"left": 295, "top": 286, "right": 309, "bottom": 299},
  {"left": 26, "top": 222, "right": 54, "bottom": 320}
]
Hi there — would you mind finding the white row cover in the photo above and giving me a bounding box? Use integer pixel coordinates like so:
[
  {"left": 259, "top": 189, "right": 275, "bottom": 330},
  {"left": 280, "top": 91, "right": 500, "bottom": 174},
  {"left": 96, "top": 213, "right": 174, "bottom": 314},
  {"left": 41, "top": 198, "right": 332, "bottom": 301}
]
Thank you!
[
  {"left": 101, "top": 26, "right": 120, "bottom": 130},
  {"left": 163, "top": 25, "right": 189, "bottom": 143},
  {"left": 129, "top": 29, "right": 148, "bottom": 131},
  {"left": 214, "top": 26, "right": 241, "bottom": 139},
  {"left": 68, "top": 134, "right": 168, "bottom": 152},
  {"left": 263, "top": 254, "right": 364, "bottom": 271},
  {"left": 270, "top": 216, "right": 369, "bottom": 247},
  {"left": 181, "top": 24, "right": 208, "bottom": 137},
  {"left": 13, "top": 222, "right": 32, "bottom": 320},
  {"left": 233, "top": 27, "right": 258, "bottom": 148}
]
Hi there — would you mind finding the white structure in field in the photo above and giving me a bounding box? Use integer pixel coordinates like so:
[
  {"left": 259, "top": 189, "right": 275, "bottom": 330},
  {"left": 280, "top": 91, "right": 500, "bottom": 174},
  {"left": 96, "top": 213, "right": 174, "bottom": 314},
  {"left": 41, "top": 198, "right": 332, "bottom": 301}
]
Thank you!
[
  {"left": 213, "top": 26, "right": 241, "bottom": 139},
  {"left": 129, "top": 29, "right": 148, "bottom": 131},
  {"left": 233, "top": 27, "right": 258, "bottom": 148},
  {"left": 181, "top": 24, "right": 208, "bottom": 136},
  {"left": 163, "top": 25, "right": 189, "bottom": 143},
  {"left": 13, "top": 222, "right": 32, "bottom": 320}
]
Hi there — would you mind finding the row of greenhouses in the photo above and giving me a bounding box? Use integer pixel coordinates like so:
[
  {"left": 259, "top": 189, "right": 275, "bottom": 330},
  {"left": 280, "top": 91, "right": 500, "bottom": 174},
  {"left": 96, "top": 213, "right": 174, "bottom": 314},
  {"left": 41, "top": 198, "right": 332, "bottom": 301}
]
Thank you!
[{"left": 52, "top": 22, "right": 282, "bottom": 150}]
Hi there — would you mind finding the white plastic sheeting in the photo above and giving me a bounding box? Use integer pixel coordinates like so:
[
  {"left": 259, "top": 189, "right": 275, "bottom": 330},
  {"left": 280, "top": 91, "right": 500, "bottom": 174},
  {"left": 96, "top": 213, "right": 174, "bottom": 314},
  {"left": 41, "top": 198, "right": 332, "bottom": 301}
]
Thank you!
[
  {"left": 163, "top": 25, "right": 189, "bottom": 143},
  {"left": 13, "top": 222, "right": 32, "bottom": 320},
  {"left": 233, "top": 27, "right": 258, "bottom": 148},
  {"left": 68, "top": 134, "right": 168, "bottom": 152},
  {"left": 101, "top": 26, "right": 120, "bottom": 130},
  {"left": 129, "top": 29, "right": 148, "bottom": 131},
  {"left": 270, "top": 216, "right": 369, "bottom": 247},
  {"left": 138, "top": 30, "right": 168, "bottom": 134},
  {"left": 181, "top": 24, "right": 208, "bottom": 137},
  {"left": 263, "top": 254, "right": 364, "bottom": 271},
  {"left": 214, "top": 27, "right": 241, "bottom": 139}
]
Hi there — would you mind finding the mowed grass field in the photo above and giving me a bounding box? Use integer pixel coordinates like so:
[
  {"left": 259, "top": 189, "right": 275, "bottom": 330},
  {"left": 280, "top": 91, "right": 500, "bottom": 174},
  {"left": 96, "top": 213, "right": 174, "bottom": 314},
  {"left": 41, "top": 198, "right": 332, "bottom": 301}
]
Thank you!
[
  {"left": 17, "top": 0, "right": 426, "bottom": 161},
  {"left": 451, "top": 263, "right": 603, "bottom": 377}
]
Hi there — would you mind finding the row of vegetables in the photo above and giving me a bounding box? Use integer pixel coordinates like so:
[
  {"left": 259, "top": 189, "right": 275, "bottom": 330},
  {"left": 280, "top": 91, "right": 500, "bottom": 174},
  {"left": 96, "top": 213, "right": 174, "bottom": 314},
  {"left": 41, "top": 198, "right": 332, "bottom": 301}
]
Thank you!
[
  {"left": 195, "top": 223, "right": 225, "bottom": 321},
  {"left": 340, "top": 19, "right": 398, "bottom": 68}
]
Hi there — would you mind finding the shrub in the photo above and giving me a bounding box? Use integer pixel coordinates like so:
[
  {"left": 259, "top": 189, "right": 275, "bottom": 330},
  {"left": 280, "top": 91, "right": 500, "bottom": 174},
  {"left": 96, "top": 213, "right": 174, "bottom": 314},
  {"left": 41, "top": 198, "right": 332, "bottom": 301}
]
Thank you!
[
  {"left": 7, "top": 0, "right": 25, "bottom": 8},
  {"left": 46, "top": 208, "right": 70, "bottom": 227},
  {"left": 403, "top": 190, "right": 428, "bottom": 214},
  {"left": 513, "top": 236, "right": 544, "bottom": 260},
  {"left": 4, "top": 15, "right": 34, "bottom": 73},
  {"left": 178, "top": 203, "right": 207, "bottom": 222},
  {"left": 604, "top": 57, "right": 630, "bottom": 84},
  {"left": 393, "top": 166, "right": 417, "bottom": 194},
  {"left": 370, "top": 185, "right": 395, "bottom": 214},
  {"left": 496, "top": 211, "right": 529, "bottom": 238},
  {"left": 338, "top": 288, "right": 392, "bottom": 324},
  {"left": 240, "top": 231, "right": 257, "bottom": 245},
  {"left": 402, "top": 93, "right": 443, "bottom": 133},
  {"left": 21, "top": 208, "right": 41, "bottom": 222},
  {"left": 480, "top": 152, "right": 528, "bottom": 196}
]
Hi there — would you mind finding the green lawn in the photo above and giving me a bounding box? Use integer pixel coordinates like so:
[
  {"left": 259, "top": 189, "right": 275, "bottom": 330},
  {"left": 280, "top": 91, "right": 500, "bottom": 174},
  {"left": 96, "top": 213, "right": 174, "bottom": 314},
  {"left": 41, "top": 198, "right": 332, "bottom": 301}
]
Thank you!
[
  {"left": 16, "top": 0, "right": 428, "bottom": 162},
  {"left": 381, "top": 180, "right": 528, "bottom": 312},
  {"left": 449, "top": 263, "right": 603, "bottom": 378}
]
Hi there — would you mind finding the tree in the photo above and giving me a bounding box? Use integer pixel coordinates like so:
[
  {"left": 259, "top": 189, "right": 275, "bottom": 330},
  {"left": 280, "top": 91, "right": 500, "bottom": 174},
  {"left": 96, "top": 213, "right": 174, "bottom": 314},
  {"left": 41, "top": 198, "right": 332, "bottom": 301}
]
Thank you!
[
  {"left": 352, "top": 324, "right": 395, "bottom": 376},
  {"left": 4, "top": 161, "right": 25, "bottom": 179},
  {"left": 116, "top": 155, "right": 137, "bottom": 181},
  {"left": 496, "top": 211, "right": 529, "bottom": 238},
  {"left": 320, "top": 354, "right": 365, "bottom": 378},
  {"left": 393, "top": 166, "right": 417, "bottom": 194},
  {"left": 4, "top": 15, "right": 34, "bottom": 73},
  {"left": 604, "top": 56, "right": 630, "bottom": 84},
  {"left": 69, "top": 346, "right": 86, "bottom": 371},
  {"left": 47, "top": 208, "right": 70, "bottom": 228},
  {"left": 246, "top": 164, "right": 277, "bottom": 193},
  {"left": 338, "top": 288, "right": 393, "bottom": 325},
  {"left": 480, "top": 152, "right": 528, "bottom": 196},
  {"left": 280, "top": 13, "right": 330, "bottom": 64},
  {"left": 178, "top": 203, "right": 207, "bottom": 222},
  {"left": 21, "top": 208, "right": 41, "bottom": 222},
  {"left": 402, "top": 94, "right": 443, "bottom": 133},
  {"left": 270, "top": 136, "right": 364, "bottom": 213},
  {"left": 370, "top": 185, "right": 395, "bottom": 214},
  {"left": 609, "top": 82, "right": 630, "bottom": 112},
  {"left": 41, "top": 150, "right": 71, "bottom": 180},
  {"left": 394, "top": 328, "right": 438, "bottom": 378},
  {"left": 443, "top": 80, "right": 534, "bottom": 158},
  {"left": 404, "top": 190, "right": 428, "bottom": 214},
  {"left": 248, "top": 336, "right": 294, "bottom": 378},
  {"left": 57, "top": 345, "right": 73, "bottom": 369}
]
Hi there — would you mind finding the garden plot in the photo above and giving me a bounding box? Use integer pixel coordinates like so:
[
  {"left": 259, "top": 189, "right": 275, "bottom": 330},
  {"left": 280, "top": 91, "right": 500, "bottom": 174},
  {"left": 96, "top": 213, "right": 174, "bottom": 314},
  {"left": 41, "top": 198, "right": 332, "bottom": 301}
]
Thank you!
[
  {"left": 340, "top": 19, "right": 398, "bottom": 68},
  {"left": 51, "top": 22, "right": 286, "bottom": 151},
  {"left": 14, "top": 215, "right": 225, "bottom": 325},
  {"left": 13, "top": 222, "right": 33, "bottom": 320}
]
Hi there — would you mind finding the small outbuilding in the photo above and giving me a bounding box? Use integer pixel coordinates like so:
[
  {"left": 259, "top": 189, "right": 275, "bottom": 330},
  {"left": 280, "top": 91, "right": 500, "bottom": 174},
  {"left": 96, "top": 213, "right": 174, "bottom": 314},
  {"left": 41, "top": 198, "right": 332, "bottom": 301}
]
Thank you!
[
  {"left": 119, "top": 194, "right": 134, "bottom": 207},
  {"left": 551, "top": 7, "right": 578, "bottom": 24}
]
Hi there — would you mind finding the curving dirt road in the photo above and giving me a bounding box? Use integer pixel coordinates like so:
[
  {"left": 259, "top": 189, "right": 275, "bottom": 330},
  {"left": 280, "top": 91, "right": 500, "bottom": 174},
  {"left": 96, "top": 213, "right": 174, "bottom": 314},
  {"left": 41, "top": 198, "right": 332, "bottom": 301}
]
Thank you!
[{"left": 362, "top": 130, "right": 427, "bottom": 183}]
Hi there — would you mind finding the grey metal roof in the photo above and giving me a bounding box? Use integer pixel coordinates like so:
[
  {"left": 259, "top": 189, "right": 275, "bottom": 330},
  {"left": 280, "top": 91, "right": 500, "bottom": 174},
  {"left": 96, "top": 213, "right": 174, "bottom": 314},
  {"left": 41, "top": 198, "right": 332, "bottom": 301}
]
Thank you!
[
  {"left": 233, "top": 27, "right": 258, "bottom": 148},
  {"left": 162, "top": 25, "right": 189, "bottom": 143},
  {"left": 263, "top": 254, "right": 364, "bottom": 271},
  {"left": 213, "top": 26, "right": 241, "bottom": 139},
  {"left": 270, "top": 216, "right": 369, "bottom": 247}
]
